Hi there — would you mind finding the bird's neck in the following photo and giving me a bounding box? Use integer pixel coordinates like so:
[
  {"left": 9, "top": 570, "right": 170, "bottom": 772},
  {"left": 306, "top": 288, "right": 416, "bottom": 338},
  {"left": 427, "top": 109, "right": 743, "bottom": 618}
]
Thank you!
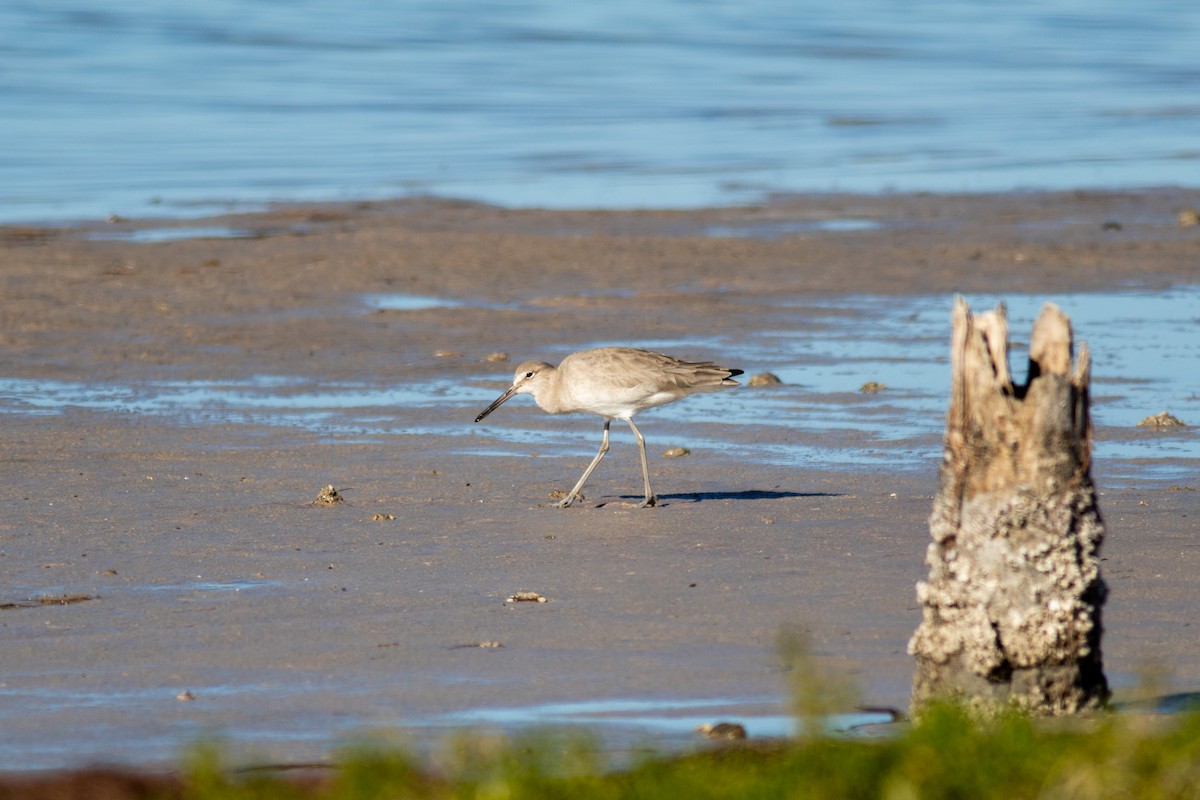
[{"left": 531, "top": 372, "right": 570, "bottom": 414}]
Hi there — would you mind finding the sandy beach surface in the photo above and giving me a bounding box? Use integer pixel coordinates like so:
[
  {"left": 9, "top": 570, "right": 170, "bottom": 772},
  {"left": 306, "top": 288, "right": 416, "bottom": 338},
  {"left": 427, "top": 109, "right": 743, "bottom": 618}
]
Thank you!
[{"left": 2, "top": 189, "right": 1198, "bottom": 773}]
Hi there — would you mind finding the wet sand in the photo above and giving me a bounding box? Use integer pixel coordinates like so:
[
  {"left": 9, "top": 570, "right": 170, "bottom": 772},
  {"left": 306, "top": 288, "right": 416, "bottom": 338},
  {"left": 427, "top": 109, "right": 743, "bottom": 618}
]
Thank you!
[{"left": 2, "top": 189, "right": 1199, "bottom": 772}]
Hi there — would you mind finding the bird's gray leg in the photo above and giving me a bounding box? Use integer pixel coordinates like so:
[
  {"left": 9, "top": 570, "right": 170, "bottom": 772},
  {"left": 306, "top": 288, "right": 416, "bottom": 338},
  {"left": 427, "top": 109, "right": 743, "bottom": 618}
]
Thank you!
[
  {"left": 558, "top": 419, "right": 610, "bottom": 508},
  {"left": 626, "top": 418, "right": 657, "bottom": 508}
]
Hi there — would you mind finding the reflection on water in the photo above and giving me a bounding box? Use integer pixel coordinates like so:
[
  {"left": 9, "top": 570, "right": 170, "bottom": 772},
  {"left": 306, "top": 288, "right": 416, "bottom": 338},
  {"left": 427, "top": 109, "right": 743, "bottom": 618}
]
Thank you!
[
  {"left": 83, "top": 225, "right": 270, "bottom": 242},
  {"left": 1, "top": 288, "right": 1195, "bottom": 477},
  {"left": 132, "top": 579, "right": 283, "bottom": 595},
  {"left": 364, "top": 294, "right": 464, "bottom": 311},
  {"left": 705, "top": 218, "right": 882, "bottom": 239}
]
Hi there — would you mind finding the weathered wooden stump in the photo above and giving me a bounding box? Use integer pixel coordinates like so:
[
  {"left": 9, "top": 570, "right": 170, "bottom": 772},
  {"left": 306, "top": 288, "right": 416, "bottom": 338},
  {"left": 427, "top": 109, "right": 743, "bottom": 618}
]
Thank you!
[{"left": 908, "top": 298, "right": 1108, "bottom": 715}]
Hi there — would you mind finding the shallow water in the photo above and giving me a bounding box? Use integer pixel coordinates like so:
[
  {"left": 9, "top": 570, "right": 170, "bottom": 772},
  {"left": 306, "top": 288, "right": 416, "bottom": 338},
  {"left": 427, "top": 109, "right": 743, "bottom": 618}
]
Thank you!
[
  {"left": 0, "top": 680, "right": 357, "bottom": 771},
  {"left": 433, "top": 697, "right": 899, "bottom": 741},
  {"left": 0, "top": 680, "right": 878, "bottom": 772},
  {"left": 3, "top": 1, "right": 1199, "bottom": 223},
  {"left": 83, "top": 225, "right": 270, "bottom": 243},
  {"left": 2, "top": 288, "right": 1196, "bottom": 478},
  {"left": 364, "top": 294, "right": 466, "bottom": 312}
]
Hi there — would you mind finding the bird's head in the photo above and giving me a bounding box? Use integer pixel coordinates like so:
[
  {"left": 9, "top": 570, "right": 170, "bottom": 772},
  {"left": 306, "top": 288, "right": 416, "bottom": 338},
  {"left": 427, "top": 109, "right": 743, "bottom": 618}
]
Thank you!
[{"left": 474, "top": 361, "right": 554, "bottom": 422}]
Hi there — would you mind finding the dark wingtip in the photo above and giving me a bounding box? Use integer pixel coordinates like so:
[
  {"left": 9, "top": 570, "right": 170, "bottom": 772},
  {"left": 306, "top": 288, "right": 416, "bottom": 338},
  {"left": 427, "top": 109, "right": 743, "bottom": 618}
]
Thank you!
[{"left": 728, "top": 369, "right": 745, "bottom": 378}]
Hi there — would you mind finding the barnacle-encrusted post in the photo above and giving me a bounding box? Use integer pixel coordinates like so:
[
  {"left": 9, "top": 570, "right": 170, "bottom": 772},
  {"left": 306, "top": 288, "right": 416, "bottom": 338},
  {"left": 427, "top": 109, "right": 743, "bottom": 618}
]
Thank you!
[{"left": 908, "top": 298, "right": 1108, "bottom": 715}]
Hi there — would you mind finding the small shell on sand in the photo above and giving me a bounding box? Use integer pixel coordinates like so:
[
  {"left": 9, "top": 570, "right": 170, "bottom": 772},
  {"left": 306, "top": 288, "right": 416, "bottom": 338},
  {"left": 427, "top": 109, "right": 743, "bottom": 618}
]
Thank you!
[
  {"left": 860, "top": 381, "right": 887, "bottom": 393},
  {"left": 1178, "top": 208, "right": 1199, "bottom": 227},
  {"left": 696, "top": 722, "right": 747, "bottom": 740},
  {"left": 485, "top": 352, "right": 510, "bottom": 362},
  {"left": 506, "top": 591, "right": 548, "bottom": 603},
  {"left": 748, "top": 372, "right": 782, "bottom": 386},
  {"left": 314, "top": 484, "right": 344, "bottom": 505},
  {"left": 662, "top": 447, "right": 691, "bottom": 458},
  {"left": 1137, "top": 411, "right": 1187, "bottom": 428}
]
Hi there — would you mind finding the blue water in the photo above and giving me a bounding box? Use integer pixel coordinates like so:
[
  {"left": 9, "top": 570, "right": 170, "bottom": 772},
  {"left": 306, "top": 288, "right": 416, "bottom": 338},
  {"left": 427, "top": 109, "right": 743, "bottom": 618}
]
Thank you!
[{"left": 3, "top": 0, "right": 1199, "bottom": 224}]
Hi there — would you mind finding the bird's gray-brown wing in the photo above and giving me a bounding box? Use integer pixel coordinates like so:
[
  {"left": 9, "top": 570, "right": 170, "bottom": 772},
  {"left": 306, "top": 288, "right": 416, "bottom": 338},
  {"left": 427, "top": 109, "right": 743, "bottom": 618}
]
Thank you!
[{"left": 600, "top": 349, "right": 741, "bottom": 393}]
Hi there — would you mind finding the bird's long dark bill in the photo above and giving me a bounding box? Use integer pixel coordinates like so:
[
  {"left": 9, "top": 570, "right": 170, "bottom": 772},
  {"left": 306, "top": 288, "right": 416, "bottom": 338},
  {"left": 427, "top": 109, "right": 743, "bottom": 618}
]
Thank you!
[{"left": 474, "top": 385, "right": 518, "bottom": 423}]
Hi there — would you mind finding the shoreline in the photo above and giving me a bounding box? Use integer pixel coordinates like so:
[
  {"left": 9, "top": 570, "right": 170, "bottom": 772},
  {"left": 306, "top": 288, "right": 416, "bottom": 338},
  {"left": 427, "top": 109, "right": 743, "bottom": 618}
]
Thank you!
[
  {"left": 5, "top": 182, "right": 1200, "bottom": 231},
  {"left": 1, "top": 188, "right": 1197, "bottom": 772}
]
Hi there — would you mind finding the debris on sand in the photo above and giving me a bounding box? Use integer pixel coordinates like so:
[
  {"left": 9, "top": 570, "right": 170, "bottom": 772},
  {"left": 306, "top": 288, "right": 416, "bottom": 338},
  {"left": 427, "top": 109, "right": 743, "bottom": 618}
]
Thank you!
[
  {"left": 548, "top": 489, "right": 579, "bottom": 502},
  {"left": 1, "top": 594, "right": 95, "bottom": 611},
  {"left": 485, "top": 352, "right": 510, "bottom": 362},
  {"left": 176, "top": 690, "right": 196, "bottom": 702},
  {"left": 450, "top": 641, "right": 504, "bottom": 649},
  {"left": 371, "top": 512, "right": 396, "bottom": 521},
  {"left": 748, "top": 372, "right": 782, "bottom": 386},
  {"left": 506, "top": 591, "right": 548, "bottom": 604},
  {"left": 1178, "top": 207, "right": 1199, "bottom": 227},
  {"left": 662, "top": 446, "right": 690, "bottom": 458},
  {"left": 859, "top": 381, "right": 887, "bottom": 393},
  {"left": 38, "top": 594, "right": 94, "bottom": 606},
  {"left": 696, "top": 722, "right": 747, "bottom": 741},
  {"left": 1137, "top": 411, "right": 1187, "bottom": 428},
  {"left": 314, "top": 484, "right": 345, "bottom": 505}
]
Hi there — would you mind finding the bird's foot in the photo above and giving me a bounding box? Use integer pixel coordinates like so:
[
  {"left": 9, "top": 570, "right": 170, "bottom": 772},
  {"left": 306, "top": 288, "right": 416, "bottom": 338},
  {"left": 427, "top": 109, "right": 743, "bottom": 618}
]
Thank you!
[
  {"left": 549, "top": 489, "right": 583, "bottom": 508},
  {"left": 637, "top": 495, "right": 658, "bottom": 509}
]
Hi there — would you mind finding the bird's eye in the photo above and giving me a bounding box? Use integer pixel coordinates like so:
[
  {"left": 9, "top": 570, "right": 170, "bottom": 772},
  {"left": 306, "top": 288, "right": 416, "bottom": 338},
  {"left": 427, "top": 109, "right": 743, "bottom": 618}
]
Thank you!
[{"left": 524, "top": 371, "right": 534, "bottom": 379}]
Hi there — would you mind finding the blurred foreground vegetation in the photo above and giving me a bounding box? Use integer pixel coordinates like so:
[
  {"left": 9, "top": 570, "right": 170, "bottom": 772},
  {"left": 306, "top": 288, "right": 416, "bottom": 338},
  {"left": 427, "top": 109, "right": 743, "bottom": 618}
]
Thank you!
[{"left": 176, "top": 702, "right": 1200, "bottom": 800}]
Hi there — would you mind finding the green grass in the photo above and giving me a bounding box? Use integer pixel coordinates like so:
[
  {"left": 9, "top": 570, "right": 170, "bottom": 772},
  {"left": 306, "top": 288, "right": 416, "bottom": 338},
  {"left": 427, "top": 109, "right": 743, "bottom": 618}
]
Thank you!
[{"left": 178, "top": 704, "right": 1200, "bottom": 800}]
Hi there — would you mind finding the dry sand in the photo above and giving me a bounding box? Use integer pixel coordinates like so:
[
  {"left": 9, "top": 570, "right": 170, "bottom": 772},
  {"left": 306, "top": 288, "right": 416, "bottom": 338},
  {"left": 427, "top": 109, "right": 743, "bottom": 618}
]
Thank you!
[{"left": 1, "top": 189, "right": 1198, "bottom": 772}]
